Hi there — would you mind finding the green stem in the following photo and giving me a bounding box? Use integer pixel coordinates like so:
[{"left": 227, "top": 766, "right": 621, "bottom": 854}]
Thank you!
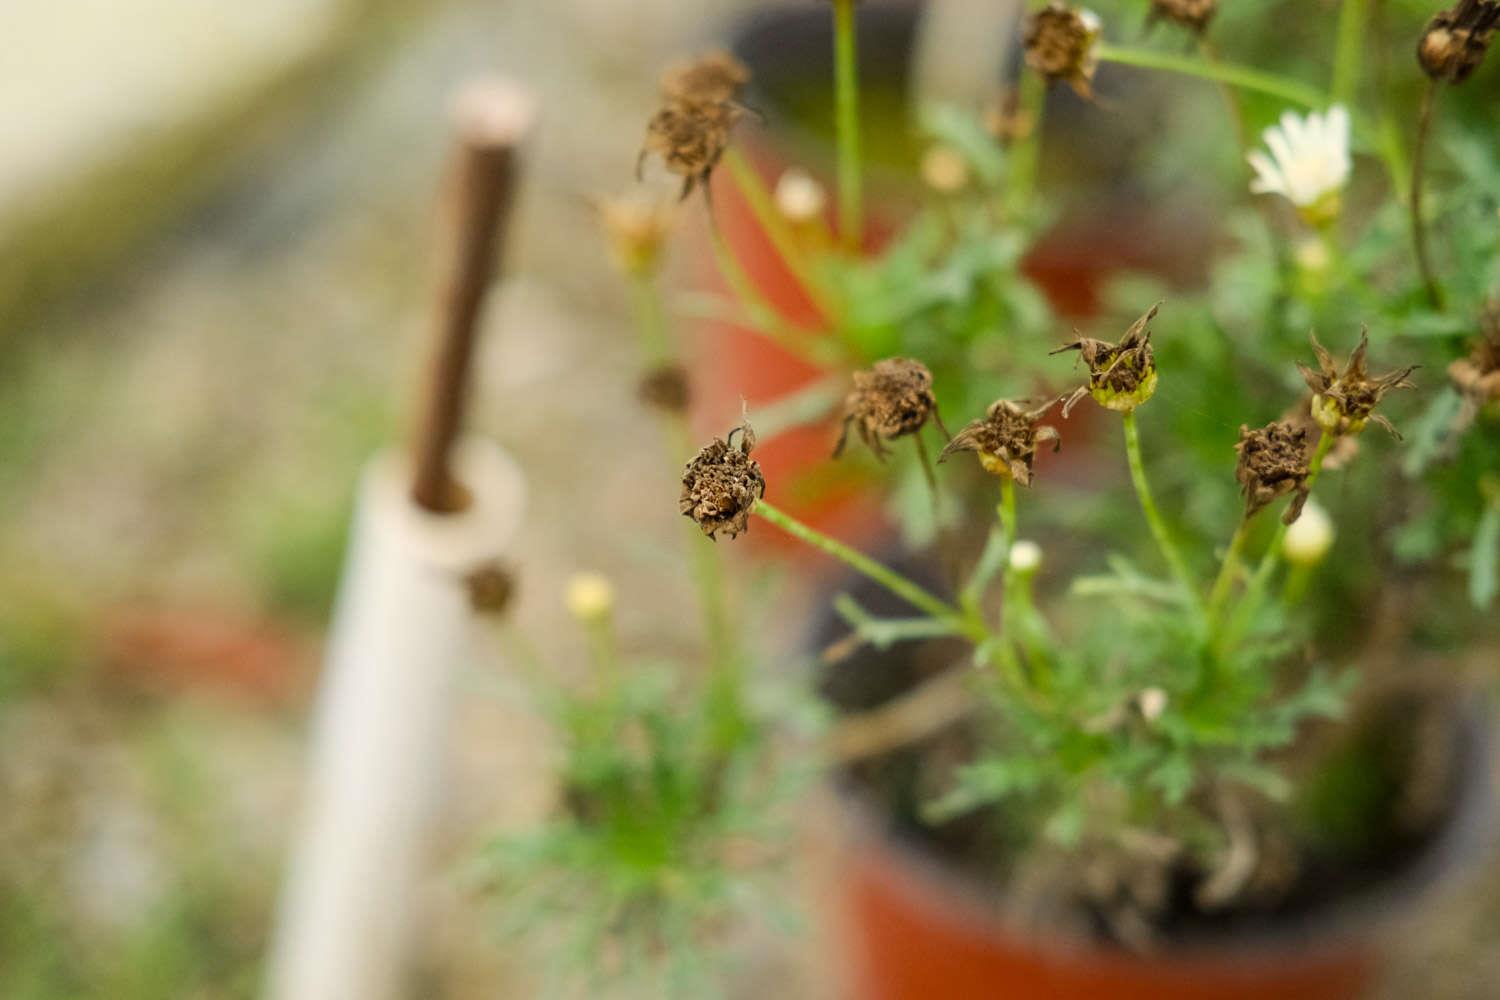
[
  {"left": 1410, "top": 80, "right": 1445, "bottom": 311},
  {"left": 723, "top": 148, "right": 836, "bottom": 319},
  {"left": 1208, "top": 516, "right": 1251, "bottom": 618},
  {"left": 1003, "top": 69, "right": 1045, "bottom": 218},
  {"left": 1093, "top": 44, "right": 1327, "bottom": 109},
  {"left": 706, "top": 233, "right": 834, "bottom": 365},
  {"left": 913, "top": 431, "right": 943, "bottom": 530},
  {"left": 754, "top": 499, "right": 981, "bottom": 640},
  {"left": 1121, "top": 410, "right": 1202, "bottom": 609},
  {"left": 628, "top": 272, "right": 672, "bottom": 364},
  {"left": 831, "top": 0, "right": 864, "bottom": 253},
  {"left": 1330, "top": 0, "right": 1367, "bottom": 107}
]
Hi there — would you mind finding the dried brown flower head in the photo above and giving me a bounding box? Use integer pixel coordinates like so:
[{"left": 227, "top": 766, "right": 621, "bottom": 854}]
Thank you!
[
  {"left": 1281, "top": 395, "right": 1361, "bottom": 470},
  {"left": 638, "top": 363, "right": 692, "bottom": 414},
  {"left": 1418, "top": 0, "right": 1500, "bottom": 84},
  {"left": 1149, "top": 0, "right": 1217, "bottom": 32},
  {"left": 660, "top": 49, "right": 751, "bottom": 105},
  {"left": 1448, "top": 300, "right": 1500, "bottom": 404},
  {"left": 1053, "top": 303, "right": 1162, "bottom": 416},
  {"left": 639, "top": 99, "right": 741, "bottom": 202},
  {"left": 465, "top": 562, "right": 516, "bottom": 614},
  {"left": 1298, "top": 330, "right": 1418, "bottom": 438},
  {"left": 984, "top": 91, "right": 1035, "bottom": 145},
  {"left": 1235, "top": 421, "right": 1311, "bottom": 524},
  {"left": 680, "top": 423, "right": 765, "bottom": 540},
  {"left": 834, "top": 358, "right": 949, "bottom": 460},
  {"left": 595, "top": 195, "right": 674, "bottom": 277},
  {"left": 1024, "top": 3, "right": 1104, "bottom": 98},
  {"left": 938, "top": 397, "right": 1063, "bottom": 485}
]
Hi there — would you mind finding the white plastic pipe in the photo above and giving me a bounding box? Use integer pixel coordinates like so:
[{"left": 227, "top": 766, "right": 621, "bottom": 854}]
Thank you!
[{"left": 266, "top": 437, "right": 524, "bottom": 1000}]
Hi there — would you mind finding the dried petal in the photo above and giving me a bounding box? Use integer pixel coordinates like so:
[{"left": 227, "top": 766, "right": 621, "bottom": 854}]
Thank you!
[
  {"left": 938, "top": 397, "right": 1063, "bottom": 485},
  {"left": 1052, "top": 303, "right": 1162, "bottom": 415},
  {"left": 1234, "top": 421, "right": 1311, "bottom": 524},
  {"left": 1297, "top": 329, "right": 1418, "bottom": 437},
  {"left": 680, "top": 424, "right": 765, "bottom": 540},
  {"left": 639, "top": 99, "right": 740, "bottom": 202},
  {"left": 660, "top": 49, "right": 751, "bottom": 105},
  {"left": 835, "top": 358, "right": 948, "bottom": 460}
]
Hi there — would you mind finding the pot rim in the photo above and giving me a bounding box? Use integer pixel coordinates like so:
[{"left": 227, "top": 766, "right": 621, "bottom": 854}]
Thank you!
[{"left": 830, "top": 688, "right": 1497, "bottom": 967}]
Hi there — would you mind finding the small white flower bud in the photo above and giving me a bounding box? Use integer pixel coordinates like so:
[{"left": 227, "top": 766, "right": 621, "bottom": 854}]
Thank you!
[
  {"left": 1009, "top": 540, "right": 1043, "bottom": 574},
  {"left": 1137, "top": 687, "right": 1169, "bottom": 722},
  {"left": 774, "top": 167, "right": 826, "bottom": 224},
  {"left": 1283, "top": 500, "right": 1334, "bottom": 566},
  {"left": 920, "top": 145, "right": 969, "bottom": 194},
  {"left": 1294, "top": 236, "right": 1330, "bottom": 275},
  {"left": 565, "top": 572, "right": 615, "bottom": 623}
]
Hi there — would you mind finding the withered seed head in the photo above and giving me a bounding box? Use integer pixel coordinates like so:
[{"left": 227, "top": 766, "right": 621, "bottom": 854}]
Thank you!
[
  {"left": 1418, "top": 0, "right": 1500, "bottom": 84},
  {"left": 834, "top": 358, "right": 949, "bottom": 461},
  {"left": 1235, "top": 421, "right": 1312, "bottom": 524},
  {"left": 1149, "top": 0, "right": 1217, "bottom": 32},
  {"left": 1053, "top": 303, "right": 1162, "bottom": 417},
  {"left": 680, "top": 423, "right": 765, "bottom": 540},
  {"left": 1024, "top": 3, "right": 1104, "bottom": 98},
  {"left": 1448, "top": 300, "right": 1500, "bottom": 404},
  {"left": 638, "top": 363, "right": 692, "bottom": 414},
  {"left": 938, "top": 397, "right": 1063, "bottom": 485},
  {"left": 1298, "top": 329, "right": 1418, "bottom": 438},
  {"left": 660, "top": 49, "right": 751, "bottom": 105},
  {"left": 639, "top": 99, "right": 740, "bottom": 203},
  {"left": 466, "top": 562, "right": 516, "bottom": 614},
  {"left": 595, "top": 195, "right": 674, "bottom": 277}
]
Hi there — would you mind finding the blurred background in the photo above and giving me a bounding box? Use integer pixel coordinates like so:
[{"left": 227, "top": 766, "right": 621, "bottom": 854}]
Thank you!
[{"left": 0, "top": 0, "right": 1496, "bottom": 996}]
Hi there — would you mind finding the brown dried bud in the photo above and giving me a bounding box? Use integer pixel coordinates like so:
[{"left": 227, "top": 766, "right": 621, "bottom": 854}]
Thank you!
[
  {"left": 1235, "top": 421, "right": 1311, "bottom": 524},
  {"left": 465, "top": 562, "right": 516, "bottom": 614},
  {"left": 1418, "top": 0, "right": 1500, "bottom": 84},
  {"left": 938, "top": 398, "right": 1063, "bottom": 485},
  {"left": 596, "top": 195, "right": 674, "bottom": 277},
  {"left": 834, "top": 358, "right": 949, "bottom": 460},
  {"left": 680, "top": 423, "right": 765, "bottom": 540},
  {"left": 1024, "top": 3, "right": 1104, "bottom": 98},
  {"left": 1298, "top": 329, "right": 1418, "bottom": 438},
  {"left": 639, "top": 99, "right": 740, "bottom": 202},
  {"left": 1149, "top": 0, "right": 1217, "bottom": 32},
  {"left": 660, "top": 49, "right": 751, "bottom": 105},
  {"left": 1054, "top": 303, "right": 1162, "bottom": 416},
  {"left": 638, "top": 363, "right": 692, "bottom": 414},
  {"left": 1448, "top": 300, "right": 1500, "bottom": 404},
  {"left": 983, "top": 91, "right": 1035, "bottom": 145}
]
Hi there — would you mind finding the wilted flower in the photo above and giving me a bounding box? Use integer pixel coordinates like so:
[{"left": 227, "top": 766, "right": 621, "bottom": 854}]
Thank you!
[
  {"left": 639, "top": 99, "right": 741, "bottom": 203},
  {"left": 637, "top": 362, "right": 691, "bottom": 414},
  {"left": 1234, "top": 420, "right": 1311, "bottom": 524},
  {"left": 680, "top": 423, "right": 766, "bottom": 540},
  {"left": 939, "top": 397, "right": 1062, "bottom": 485},
  {"left": 774, "top": 167, "right": 827, "bottom": 224},
  {"left": 1298, "top": 330, "right": 1418, "bottom": 438},
  {"left": 1247, "top": 107, "right": 1351, "bottom": 227},
  {"left": 1024, "top": 3, "right": 1103, "bottom": 98},
  {"left": 465, "top": 562, "right": 516, "bottom": 614},
  {"left": 1150, "top": 0, "right": 1217, "bottom": 32},
  {"left": 1054, "top": 303, "right": 1161, "bottom": 416},
  {"left": 659, "top": 49, "right": 751, "bottom": 105},
  {"left": 835, "top": 358, "right": 949, "bottom": 460},
  {"left": 595, "top": 194, "right": 674, "bottom": 277},
  {"left": 1448, "top": 300, "right": 1500, "bottom": 404},
  {"left": 1418, "top": 0, "right": 1500, "bottom": 84},
  {"left": 983, "top": 91, "right": 1034, "bottom": 145},
  {"left": 1283, "top": 500, "right": 1335, "bottom": 566},
  {"left": 566, "top": 572, "right": 615, "bottom": 623}
]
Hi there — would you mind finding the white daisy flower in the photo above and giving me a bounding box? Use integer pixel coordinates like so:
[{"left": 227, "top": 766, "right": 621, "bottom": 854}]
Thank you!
[{"left": 1246, "top": 106, "right": 1351, "bottom": 225}]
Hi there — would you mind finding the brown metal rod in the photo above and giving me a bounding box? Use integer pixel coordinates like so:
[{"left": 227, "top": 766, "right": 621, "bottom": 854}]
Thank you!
[{"left": 409, "top": 79, "right": 536, "bottom": 512}]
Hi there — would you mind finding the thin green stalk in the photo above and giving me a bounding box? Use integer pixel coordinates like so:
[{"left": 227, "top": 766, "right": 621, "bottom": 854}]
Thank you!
[
  {"left": 1121, "top": 410, "right": 1202, "bottom": 610},
  {"left": 1331, "top": 0, "right": 1368, "bottom": 106},
  {"left": 1093, "top": 44, "right": 1327, "bottom": 109},
  {"left": 1198, "top": 38, "right": 1249, "bottom": 157},
  {"left": 912, "top": 431, "right": 943, "bottom": 531},
  {"left": 999, "top": 475, "right": 1017, "bottom": 562},
  {"left": 1003, "top": 69, "right": 1045, "bottom": 217},
  {"left": 723, "top": 148, "right": 836, "bottom": 319},
  {"left": 628, "top": 272, "right": 672, "bottom": 364},
  {"left": 831, "top": 0, "right": 864, "bottom": 252},
  {"left": 1410, "top": 80, "right": 1445, "bottom": 310},
  {"left": 1208, "top": 516, "right": 1251, "bottom": 619},
  {"left": 706, "top": 232, "right": 832, "bottom": 364},
  {"left": 672, "top": 292, "right": 837, "bottom": 366},
  {"left": 754, "top": 499, "right": 982, "bottom": 640}
]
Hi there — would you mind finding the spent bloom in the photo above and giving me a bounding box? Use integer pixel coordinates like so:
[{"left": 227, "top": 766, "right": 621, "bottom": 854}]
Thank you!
[
  {"left": 1283, "top": 500, "right": 1335, "bottom": 567},
  {"left": 680, "top": 423, "right": 765, "bottom": 540},
  {"left": 1024, "top": 3, "right": 1103, "bottom": 98},
  {"left": 835, "top": 358, "right": 948, "bottom": 460},
  {"left": 1247, "top": 107, "right": 1351, "bottom": 227},
  {"left": 595, "top": 194, "right": 674, "bottom": 277},
  {"left": 659, "top": 49, "right": 751, "bottom": 104},
  {"left": 1150, "top": 0, "right": 1217, "bottom": 32},
  {"left": 1234, "top": 420, "right": 1312, "bottom": 525},
  {"left": 566, "top": 572, "right": 616, "bottom": 623},
  {"left": 939, "top": 397, "right": 1062, "bottom": 485},
  {"left": 1298, "top": 330, "right": 1419, "bottom": 438},
  {"left": 1418, "top": 0, "right": 1500, "bottom": 84},
  {"left": 1054, "top": 303, "right": 1161, "bottom": 416},
  {"left": 1448, "top": 300, "right": 1500, "bottom": 405}
]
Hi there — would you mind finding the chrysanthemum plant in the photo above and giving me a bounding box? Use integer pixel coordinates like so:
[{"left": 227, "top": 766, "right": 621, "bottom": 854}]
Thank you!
[{"left": 652, "top": 0, "right": 1497, "bottom": 936}]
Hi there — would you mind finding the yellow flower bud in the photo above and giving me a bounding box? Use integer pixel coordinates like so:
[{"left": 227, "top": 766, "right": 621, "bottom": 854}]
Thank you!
[{"left": 565, "top": 572, "right": 615, "bottom": 623}]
